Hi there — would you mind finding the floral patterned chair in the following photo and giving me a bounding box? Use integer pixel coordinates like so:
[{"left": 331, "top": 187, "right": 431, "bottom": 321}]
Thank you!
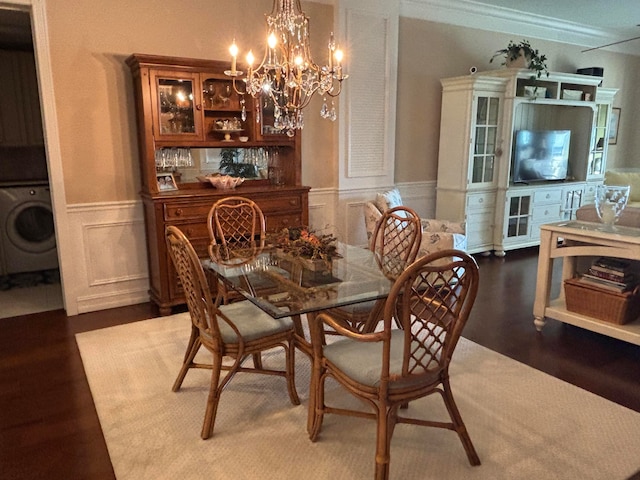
[{"left": 364, "top": 188, "right": 467, "bottom": 259}]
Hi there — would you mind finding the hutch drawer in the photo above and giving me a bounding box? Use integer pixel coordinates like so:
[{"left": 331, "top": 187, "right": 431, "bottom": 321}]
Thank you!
[
  {"left": 164, "top": 202, "right": 212, "bottom": 221},
  {"left": 258, "top": 195, "right": 303, "bottom": 213}
]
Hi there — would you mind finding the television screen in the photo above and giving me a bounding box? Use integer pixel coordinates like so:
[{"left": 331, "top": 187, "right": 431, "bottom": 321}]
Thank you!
[{"left": 512, "top": 130, "right": 571, "bottom": 183}]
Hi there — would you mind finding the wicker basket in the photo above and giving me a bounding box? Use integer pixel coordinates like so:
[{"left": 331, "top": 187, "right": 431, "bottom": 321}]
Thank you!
[{"left": 564, "top": 277, "right": 640, "bottom": 325}]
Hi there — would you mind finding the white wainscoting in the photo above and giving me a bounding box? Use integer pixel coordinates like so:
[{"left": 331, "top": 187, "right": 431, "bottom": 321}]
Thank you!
[
  {"left": 65, "top": 201, "right": 149, "bottom": 314},
  {"left": 63, "top": 181, "right": 435, "bottom": 314}
]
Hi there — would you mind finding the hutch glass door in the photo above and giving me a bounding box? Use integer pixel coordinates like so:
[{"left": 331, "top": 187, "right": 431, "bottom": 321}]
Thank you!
[
  {"left": 151, "top": 71, "right": 202, "bottom": 141},
  {"left": 471, "top": 95, "right": 499, "bottom": 185}
]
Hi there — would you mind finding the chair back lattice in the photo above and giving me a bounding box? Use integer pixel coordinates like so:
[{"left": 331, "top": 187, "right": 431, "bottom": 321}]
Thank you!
[
  {"left": 383, "top": 249, "right": 479, "bottom": 378},
  {"left": 371, "top": 206, "right": 422, "bottom": 280},
  {"left": 207, "top": 196, "right": 266, "bottom": 266},
  {"left": 166, "top": 226, "right": 221, "bottom": 345}
]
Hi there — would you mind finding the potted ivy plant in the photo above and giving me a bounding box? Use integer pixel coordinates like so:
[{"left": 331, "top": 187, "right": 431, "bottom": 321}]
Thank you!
[
  {"left": 490, "top": 39, "right": 549, "bottom": 80},
  {"left": 218, "top": 148, "right": 258, "bottom": 178}
]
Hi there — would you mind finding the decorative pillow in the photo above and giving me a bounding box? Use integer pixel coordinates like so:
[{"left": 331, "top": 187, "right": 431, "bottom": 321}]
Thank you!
[
  {"left": 363, "top": 202, "right": 383, "bottom": 248},
  {"left": 375, "top": 188, "right": 404, "bottom": 213}
]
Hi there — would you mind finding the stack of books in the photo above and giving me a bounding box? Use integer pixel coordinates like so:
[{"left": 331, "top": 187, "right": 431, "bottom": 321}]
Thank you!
[{"left": 579, "top": 257, "right": 638, "bottom": 293}]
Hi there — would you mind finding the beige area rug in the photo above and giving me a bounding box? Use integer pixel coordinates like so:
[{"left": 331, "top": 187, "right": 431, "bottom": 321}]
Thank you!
[{"left": 77, "top": 313, "right": 640, "bottom": 480}]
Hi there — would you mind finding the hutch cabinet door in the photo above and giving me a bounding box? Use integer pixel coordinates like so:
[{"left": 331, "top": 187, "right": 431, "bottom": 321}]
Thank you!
[
  {"left": 587, "top": 88, "right": 616, "bottom": 181},
  {"left": 253, "top": 94, "right": 298, "bottom": 143},
  {"left": 470, "top": 94, "right": 500, "bottom": 186},
  {"left": 149, "top": 70, "right": 203, "bottom": 141},
  {"left": 504, "top": 192, "right": 531, "bottom": 243}
]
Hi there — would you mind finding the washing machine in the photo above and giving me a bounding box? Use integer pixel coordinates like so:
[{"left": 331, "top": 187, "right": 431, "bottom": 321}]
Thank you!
[{"left": 0, "top": 184, "right": 58, "bottom": 275}]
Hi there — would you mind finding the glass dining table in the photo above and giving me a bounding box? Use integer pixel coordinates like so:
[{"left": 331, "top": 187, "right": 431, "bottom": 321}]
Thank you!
[
  {"left": 205, "top": 243, "right": 394, "bottom": 343},
  {"left": 205, "top": 242, "right": 394, "bottom": 433}
]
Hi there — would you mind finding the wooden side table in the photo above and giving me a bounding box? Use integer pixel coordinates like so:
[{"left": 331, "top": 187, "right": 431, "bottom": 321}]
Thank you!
[{"left": 534, "top": 220, "right": 640, "bottom": 346}]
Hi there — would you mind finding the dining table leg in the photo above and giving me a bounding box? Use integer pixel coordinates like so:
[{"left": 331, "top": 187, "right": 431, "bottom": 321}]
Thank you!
[{"left": 306, "top": 311, "right": 322, "bottom": 435}]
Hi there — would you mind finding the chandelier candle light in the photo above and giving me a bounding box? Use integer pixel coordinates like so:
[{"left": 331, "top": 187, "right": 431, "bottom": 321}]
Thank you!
[{"left": 225, "top": 0, "right": 348, "bottom": 136}]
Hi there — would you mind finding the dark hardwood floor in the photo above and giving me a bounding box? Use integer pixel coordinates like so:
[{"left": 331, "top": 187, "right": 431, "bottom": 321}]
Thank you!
[{"left": 1, "top": 247, "right": 639, "bottom": 479}]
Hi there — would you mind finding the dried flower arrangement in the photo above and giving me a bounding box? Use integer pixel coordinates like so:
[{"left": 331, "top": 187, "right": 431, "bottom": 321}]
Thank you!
[{"left": 269, "top": 227, "right": 341, "bottom": 261}]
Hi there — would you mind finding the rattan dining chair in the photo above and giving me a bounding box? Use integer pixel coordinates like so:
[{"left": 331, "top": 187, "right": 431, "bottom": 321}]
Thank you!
[
  {"left": 323, "top": 205, "right": 422, "bottom": 334},
  {"left": 165, "top": 225, "right": 300, "bottom": 439},
  {"left": 207, "top": 196, "right": 266, "bottom": 267},
  {"left": 207, "top": 196, "right": 267, "bottom": 304},
  {"left": 309, "top": 249, "right": 481, "bottom": 479}
]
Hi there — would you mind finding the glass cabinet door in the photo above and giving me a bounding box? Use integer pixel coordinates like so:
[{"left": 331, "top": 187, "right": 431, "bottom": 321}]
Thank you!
[
  {"left": 588, "top": 103, "right": 608, "bottom": 177},
  {"left": 506, "top": 194, "right": 530, "bottom": 239},
  {"left": 471, "top": 95, "right": 499, "bottom": 185},
  {"left": 150, "top": 71, "right": 202, "bottom": 140}
]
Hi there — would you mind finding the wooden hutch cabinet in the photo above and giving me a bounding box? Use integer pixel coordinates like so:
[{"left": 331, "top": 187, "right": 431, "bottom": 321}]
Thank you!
[{"left": 126, "top": 54, "right": 310, "bottom": 315}]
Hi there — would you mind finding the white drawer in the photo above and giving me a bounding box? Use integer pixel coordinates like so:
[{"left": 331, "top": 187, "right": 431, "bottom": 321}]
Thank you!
[
  {"left": 467, "top": 192, "right": 495, "bottom": 210},
  {"left": 584, "top": 184, "right": 598, "bottom": 200},
  {"left": 466, "top": 211, "right": 494, "bottom": 246},
  {"left": 532, "top": 204, "right": 562, "bottom": 222},
  {"left": 533, "top": 189, "right": 563, "bottom": 205}
]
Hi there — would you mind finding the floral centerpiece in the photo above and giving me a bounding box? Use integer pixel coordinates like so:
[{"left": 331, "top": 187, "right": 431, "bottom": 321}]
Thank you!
[
  {"left": 270, "top": 226, "right": 341, "bottom": 260},
  {"left": 269, "top": 226, "right": 341, "bottom": 271}
]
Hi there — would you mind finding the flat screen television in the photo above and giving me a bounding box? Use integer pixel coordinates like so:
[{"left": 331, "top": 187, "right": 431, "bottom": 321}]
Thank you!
[{"left": 512, "top": 130, "right": 571, "bottom": 183}]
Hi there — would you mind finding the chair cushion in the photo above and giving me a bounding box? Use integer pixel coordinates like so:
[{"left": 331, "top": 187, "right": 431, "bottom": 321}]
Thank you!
[
  {"left": 323, "top": 330, "right": 440, "bottom": 389},
  {"left": 216, "top": 301, "right": 294, "bottom": 343},
  {"left": 332, "top": 299, "right": 378, "bottom": 316}
]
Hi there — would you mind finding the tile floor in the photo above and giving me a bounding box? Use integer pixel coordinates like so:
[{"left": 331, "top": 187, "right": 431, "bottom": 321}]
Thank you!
[{"left": 0, "top": 281, "right": 63, "bottom": 319}]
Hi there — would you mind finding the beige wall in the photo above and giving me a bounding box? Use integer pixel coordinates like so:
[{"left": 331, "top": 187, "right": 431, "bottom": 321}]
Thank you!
[
  {"left": 395, "top": 17, "right": 640, "bottom": 183},
  {"left": 42, "top": 1, "right": 639, "bottom": 204},
  {"left": 44, "top": 0, "right": 335, "bottom": 204}
]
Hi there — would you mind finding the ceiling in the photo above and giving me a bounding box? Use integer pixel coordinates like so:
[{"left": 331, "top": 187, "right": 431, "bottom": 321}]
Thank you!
[
  {"left": 472, "top": 0, "right": 640, "bottom": 48},
  {"left": 0, "top": 2, "right": 638, "bottom": 52}
]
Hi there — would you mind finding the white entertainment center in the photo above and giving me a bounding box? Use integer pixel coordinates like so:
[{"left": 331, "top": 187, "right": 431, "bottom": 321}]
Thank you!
[{"left": 435, "top": 68, "right": 617, "bottom": 255}]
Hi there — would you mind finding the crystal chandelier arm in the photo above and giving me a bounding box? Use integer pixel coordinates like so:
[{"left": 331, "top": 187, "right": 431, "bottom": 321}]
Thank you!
[{"left": 224, "top": 0, "right": 347, "bottom": 134}]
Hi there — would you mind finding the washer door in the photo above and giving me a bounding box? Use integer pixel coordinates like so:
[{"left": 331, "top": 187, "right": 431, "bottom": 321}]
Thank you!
[{"left": 5, "top": 201, "right": 56, "bottom": 253}]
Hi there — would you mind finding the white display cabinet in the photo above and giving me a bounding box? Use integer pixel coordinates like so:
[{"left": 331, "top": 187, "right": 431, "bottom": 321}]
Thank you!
[{"left": 436, "top": 68, "right": 617, "bottom": 255}]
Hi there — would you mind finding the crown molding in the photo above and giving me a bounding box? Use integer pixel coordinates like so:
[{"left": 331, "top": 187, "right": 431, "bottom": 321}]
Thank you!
[{"left": 400, "top": 0, "right": 638, "bottom": 55}]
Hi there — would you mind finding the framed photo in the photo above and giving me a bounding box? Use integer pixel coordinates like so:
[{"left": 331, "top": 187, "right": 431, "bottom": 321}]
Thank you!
[
  {"left": 608, "top": 107, "right": 621, "bottom": 145},
  {"left": 156, "top": 173, "right": 178, "bottom": 191}
]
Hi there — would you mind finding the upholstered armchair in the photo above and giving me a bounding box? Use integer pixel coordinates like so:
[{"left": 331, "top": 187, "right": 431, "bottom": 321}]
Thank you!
[{"left": 363, "top": 188, "right": 467, "bottom": 258}]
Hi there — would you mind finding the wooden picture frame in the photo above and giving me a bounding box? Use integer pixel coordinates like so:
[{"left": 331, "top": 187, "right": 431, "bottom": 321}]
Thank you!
[
  {"left": 156, "top": 173, "right": 178, "bottom": 191},
  {"left": 608, "top": 107, "right": 621, "bottom": 145}
]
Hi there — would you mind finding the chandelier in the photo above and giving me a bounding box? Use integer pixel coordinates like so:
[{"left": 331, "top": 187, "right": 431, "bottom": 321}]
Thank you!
[{"left": 225, "top": 0, "right": 347, "bottom": 136}]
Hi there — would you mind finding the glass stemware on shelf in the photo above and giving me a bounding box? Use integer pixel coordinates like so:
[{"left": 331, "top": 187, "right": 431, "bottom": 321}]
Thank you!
[
  {"left": 155, "top": 148, "right": 193, "bottom": 169},
  {"left": 595, "top": 184, "right": 630, "bottom": 228}
]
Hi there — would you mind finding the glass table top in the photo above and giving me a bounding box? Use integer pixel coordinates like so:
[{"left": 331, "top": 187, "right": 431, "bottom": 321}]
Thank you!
[
  {"left": 205, "top": 243, "right": 394, "bottom": 318},
  {"left": 541, "top": 220, "right": 640, "bottom": 240}
]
